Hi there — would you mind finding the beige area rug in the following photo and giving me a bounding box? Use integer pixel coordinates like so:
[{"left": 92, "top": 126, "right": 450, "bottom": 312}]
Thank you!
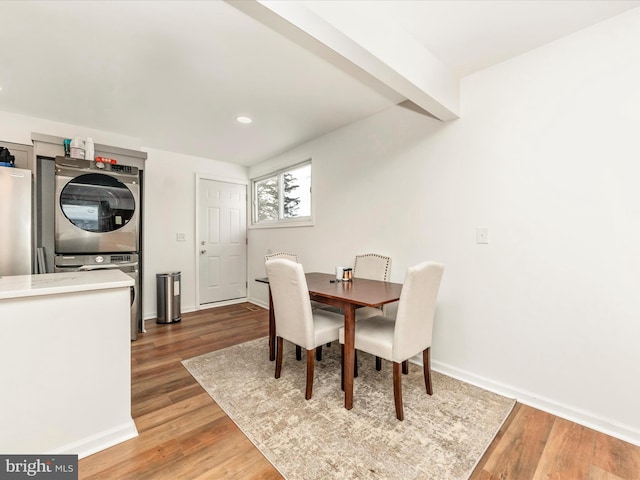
[{"left": 182, "top": 338, "right": 515, "bottom": 480}]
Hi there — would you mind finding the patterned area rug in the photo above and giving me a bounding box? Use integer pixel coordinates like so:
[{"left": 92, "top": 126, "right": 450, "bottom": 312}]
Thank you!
[{"left": 182, "top": 338, "right": 514, "bottom": 480}]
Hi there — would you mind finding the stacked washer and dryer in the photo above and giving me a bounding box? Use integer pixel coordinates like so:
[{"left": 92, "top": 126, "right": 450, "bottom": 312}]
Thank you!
[{"left": 53, "top": 156, "right": 142, "bottom": 340}]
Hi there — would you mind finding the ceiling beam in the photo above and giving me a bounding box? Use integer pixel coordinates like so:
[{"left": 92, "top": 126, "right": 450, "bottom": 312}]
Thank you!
[{"left": 230, "top": 0, "right": 459, "bottom": 121}]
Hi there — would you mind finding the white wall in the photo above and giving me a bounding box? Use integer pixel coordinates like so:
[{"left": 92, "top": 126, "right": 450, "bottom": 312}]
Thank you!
[
  {"left": 0, "top": 110, "right": 143, "bottom": 150},
  {"left": 248, "top": 8, "right": 640, "bottom": 445},
  {"left": 142, "top": 148, "right": 248, "bottom": 318}
]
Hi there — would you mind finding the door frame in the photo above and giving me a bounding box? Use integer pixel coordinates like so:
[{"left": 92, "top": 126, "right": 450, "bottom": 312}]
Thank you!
[{"left": 194, "top": 173, "right": 249, "bottom": 310}]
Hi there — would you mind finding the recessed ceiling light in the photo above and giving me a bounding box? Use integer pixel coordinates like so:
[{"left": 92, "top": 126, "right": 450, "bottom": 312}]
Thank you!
[{"left": 236, "top": 115, "right": 252, "bottom": 124}]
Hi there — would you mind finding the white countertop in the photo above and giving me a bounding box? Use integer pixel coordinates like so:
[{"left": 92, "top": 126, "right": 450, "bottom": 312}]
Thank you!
[{"left": 0, "top": 270, "right": 134, "bottom": 300}]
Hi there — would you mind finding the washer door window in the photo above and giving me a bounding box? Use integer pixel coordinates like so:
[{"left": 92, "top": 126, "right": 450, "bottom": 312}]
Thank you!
[{"left": 60, "top": 173, "right": 136, "bottom": 233}]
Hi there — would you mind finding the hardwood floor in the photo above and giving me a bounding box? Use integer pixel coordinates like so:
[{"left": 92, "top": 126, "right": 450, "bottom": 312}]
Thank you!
[
  {"left": 79, "top": 304, "right": 640, "bottom": 479},
  {"left": 470, "top": 403, "right": 640, "bottom": 480}
]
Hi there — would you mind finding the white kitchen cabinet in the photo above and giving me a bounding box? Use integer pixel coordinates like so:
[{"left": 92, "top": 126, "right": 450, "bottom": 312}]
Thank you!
[{"left": 0, "top": 270, "right": 138, "bottom": 458}]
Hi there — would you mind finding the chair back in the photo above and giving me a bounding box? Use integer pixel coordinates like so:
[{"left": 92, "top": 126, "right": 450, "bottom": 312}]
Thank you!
[
  {"left": 265, "top": 259, "right": 314, "bottom": 349},
  {"left": 393, "top": 261, "right": 444, "bottom": 362},
  {"left": 353, "top": 253, "right": 391, "bottom": 281},
  {"left": 265, "top": 252, "right": 298, "bottom": 263}
]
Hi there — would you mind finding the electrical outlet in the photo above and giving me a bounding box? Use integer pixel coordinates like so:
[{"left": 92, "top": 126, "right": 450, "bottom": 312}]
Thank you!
[
  {"left": 176, "top": 233, "right": 186, "bottom": 242},
  {"left": 476, "top": 227, "right": 489, "bottom": 244}
]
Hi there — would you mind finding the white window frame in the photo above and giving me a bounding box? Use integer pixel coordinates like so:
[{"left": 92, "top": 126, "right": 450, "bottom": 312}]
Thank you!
[{"left": 251, "top": 160, "right": 313, "bottom": 229}]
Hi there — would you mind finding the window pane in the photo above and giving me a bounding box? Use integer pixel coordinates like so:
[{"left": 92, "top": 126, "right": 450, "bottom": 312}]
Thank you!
[
  {"left": 255, "top": 176, "right": 278, "bottom": 222},
  {"left": 252, "top": 161, "right": 312, "bottom": 226},
  {"left": 282, "top": 164, "right": 311, "bottom": 218}
]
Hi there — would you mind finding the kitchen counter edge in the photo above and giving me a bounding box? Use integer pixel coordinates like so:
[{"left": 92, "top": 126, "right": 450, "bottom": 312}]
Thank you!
[{"left": 0, "top": 270, "right": 134, "bottom": 300}]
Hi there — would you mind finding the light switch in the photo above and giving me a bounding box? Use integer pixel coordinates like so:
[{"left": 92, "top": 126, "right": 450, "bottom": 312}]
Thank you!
[
  {"left": 476, "top": 227, "right": 489, "bottom": 244},
  {"left": 176, "top": 233, "right": 186, "bottom": 242}
]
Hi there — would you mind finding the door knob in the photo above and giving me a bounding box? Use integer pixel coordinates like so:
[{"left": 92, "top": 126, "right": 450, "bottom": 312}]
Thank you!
[
  {"left": 201, "top": 249, "right": 207, "bottom": 254},
  {"left": 201, "top": 240, "right": 206, "bottom": 245}
]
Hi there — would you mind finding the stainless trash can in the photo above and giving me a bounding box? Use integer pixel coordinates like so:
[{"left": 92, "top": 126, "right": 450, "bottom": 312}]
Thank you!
[{"left": 156, "top": 272, "right": 181, "bottom": 324}]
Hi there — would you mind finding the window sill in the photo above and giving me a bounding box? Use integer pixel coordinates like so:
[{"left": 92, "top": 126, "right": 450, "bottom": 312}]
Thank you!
[{"left": 249, "top": 220, "right": 314, "bottom": 230}]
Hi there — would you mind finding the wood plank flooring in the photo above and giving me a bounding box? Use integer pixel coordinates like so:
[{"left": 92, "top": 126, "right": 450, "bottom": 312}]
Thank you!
[{"left": 79, "top": 303, "right": 640, "bottom": 479}]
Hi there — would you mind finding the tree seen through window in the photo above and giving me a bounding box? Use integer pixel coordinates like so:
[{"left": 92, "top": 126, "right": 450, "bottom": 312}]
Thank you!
[{"left": 253, "top": 162, "right": 311, "bottom": 224}]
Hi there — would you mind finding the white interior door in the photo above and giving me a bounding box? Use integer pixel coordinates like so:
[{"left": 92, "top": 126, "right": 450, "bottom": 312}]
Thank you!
[{"left": 198, "top": 178, "right": 247, "bottom": 305}]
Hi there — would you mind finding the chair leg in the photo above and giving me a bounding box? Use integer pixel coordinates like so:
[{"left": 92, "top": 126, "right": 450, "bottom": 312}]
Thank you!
[
  {"left": 275, "top": 337, "right": 284, "bottom": 379},
  {"left": 354, "top": 350, "right": 358, "bottom": 378},
  {"left": 296, "top": 345, "right": 302, "bottom": 361},
  {"left": 375, "top": 356, "right": 382, "bottom": 371},
  {"left": 340, "top": 344, "right": 344, "bottom": 391},
  {"left": 402, "top": 360, "right": 409, "bottom": 375},
  {"left": 316, "top": 345, "right": 323, "bottom": 361},
  {"left": 423, "top": 347, "right": 433, "bottom": 395},
  {"left": 306, "top": 349, "right": 315, "bottom": 400},
  {"left": 393, "top": 362, "right": 404, "bottom": 421}
]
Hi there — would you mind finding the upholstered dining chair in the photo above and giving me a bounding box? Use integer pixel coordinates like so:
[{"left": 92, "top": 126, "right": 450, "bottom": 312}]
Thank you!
[
  {"left": 264, "top": 252, "right": 319, "bottom": 312},
  {"left": 264, "top": 251, "right": 324, "bottom": 360},
  {"left": 320, "top": 253, "right": 391, "bottom": 319},
  {"left": 353, "top": 253, "right": 391, "bottom": 320},
  {"left": 264, "top": 252, "right": 298, "bottom": 263},
  {"left": 353, "top": 253, "right": 391, "bottom": 281},
  {"left": 265, "top": 258, "right": 344, "bottom": 400},
  {"left": 339, "top": 261, "right": 444, "bottom": 420},
  {"left": 354, "top": 253, "right": 394, "bottom": 370}
]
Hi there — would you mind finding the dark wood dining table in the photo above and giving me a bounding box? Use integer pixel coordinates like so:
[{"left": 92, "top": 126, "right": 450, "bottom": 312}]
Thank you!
[{"left": 256, "top": 272, "right": 403, "bottom": 410}]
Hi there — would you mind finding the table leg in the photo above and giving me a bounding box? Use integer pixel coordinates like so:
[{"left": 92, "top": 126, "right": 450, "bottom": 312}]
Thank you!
[
  {"left": 268, "top": 287, "right": 276, "bottom": 361},
  {"left": 343, "top": 305, "right": 355, "bottom": 410}
]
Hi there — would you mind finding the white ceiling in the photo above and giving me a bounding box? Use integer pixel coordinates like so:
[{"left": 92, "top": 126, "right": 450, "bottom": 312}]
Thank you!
[{"left": 0, "top": 0, "right": 638, "bottom": 166}]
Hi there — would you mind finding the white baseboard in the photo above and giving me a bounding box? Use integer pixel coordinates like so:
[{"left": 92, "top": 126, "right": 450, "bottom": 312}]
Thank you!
[
  {"left": 197, "top": 297, "right": 249, "bottom": 309},
  {"left": 52, "top": 419, "right": 138, "bottom": 459},
  {"left": 431, "top": 359, "right": 640, "bottom": 447},
  {"left": 143, "top": 298, "right": 266, "bottom": 321},
  {"left": 249, "top": 297, "right": 268, "bottom": 310}
]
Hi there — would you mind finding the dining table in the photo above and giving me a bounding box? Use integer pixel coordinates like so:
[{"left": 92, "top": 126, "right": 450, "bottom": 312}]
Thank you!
[{"left": 256, "top": 272, "right": 403, "bottom": 410}]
